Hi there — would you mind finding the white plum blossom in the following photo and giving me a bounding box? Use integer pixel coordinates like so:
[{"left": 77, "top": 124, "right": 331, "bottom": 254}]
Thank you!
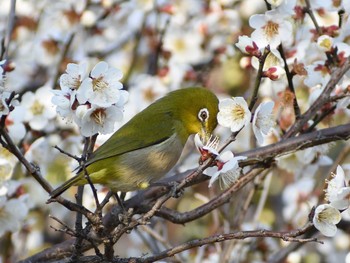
[
  {"left": 163, "top": 29, "right": 204, "bottom": 64},
  {"left": 59, "top": 62, "right": 88, "bottom": 90},
  {"left": 252, "top": 101, "right": 275, "bottom": 145},
  {"left": 205, "top": 151, "right": 246, "bottom": 189},
  {"left": 325, "top": 165, "right": 350, "bottom": 212},
  {"left": 304, "top": 62, "right": 331, "bottom": 89},
  {"left": 77, "top": 61, "right": 126, "bottom": 107},
  {"left": 128, "top": 74, "right": 168, "bottom": 111},
  {"left": 313, "top": 204, "right": 341, "bottom": 237},
  {"left": 0, "top": 197, "right": 29, "bottom": 237},
  {"left": 75, "top": 105, "right": 124, "bottom": 137},
  {"left": 6, "top": 106, "right": 26, "bottom": 144},
  {"left": 34, "top": 38, "right": 61, "bottom": 67},
  {"left": 249, "top": 10, "right": 293, "bottom": 49},
  {"left": 217, "top": 97, "right": 251, "bottom": 132},
  {"left": 21, "top": 86, "right": 56, "bottom": 130},
  {"left": 53, "top": 62, "right": 129, "bottom": 136},
  {"left": 194, "top": 133, "right": 220, "bottom": 163}
]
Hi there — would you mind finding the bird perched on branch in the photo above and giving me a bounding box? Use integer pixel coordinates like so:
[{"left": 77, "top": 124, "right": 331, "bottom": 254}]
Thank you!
[{"left": 50, "top": 87, "right": 219, "bottom": 198}]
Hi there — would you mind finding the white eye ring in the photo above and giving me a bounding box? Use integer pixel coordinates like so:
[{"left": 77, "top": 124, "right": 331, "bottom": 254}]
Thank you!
[{"left": 198, "top": 108, "right": 209, "bottom": 122}]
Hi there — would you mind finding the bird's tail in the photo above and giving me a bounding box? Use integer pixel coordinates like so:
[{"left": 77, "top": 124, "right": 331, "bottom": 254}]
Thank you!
[{"left": 50, "top": 174, "right": 83, "bottom": 198}]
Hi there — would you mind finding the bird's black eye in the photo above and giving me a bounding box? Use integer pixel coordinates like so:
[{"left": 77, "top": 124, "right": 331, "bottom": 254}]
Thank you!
[{"left": 198, "top": 108, "right": 209, "bottom": 122}]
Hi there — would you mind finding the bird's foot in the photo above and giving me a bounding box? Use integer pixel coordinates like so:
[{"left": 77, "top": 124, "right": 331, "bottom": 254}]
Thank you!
[
  {"left": 113, "top": 193, "right": 134, "bottom": 225},
  {"left": 114, "top": 193, "right": 126, "bottom": 211},
  {"left": 118, "top": 208, "right": 134, "bottom": 226},
  {"left": 169, "top": 181, "right": 184, "bottom": 198}
]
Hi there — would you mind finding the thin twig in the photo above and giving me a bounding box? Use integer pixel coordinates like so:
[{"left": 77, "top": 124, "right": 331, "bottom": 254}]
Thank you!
[
  {"left": 99, "top": 191, "right": 113, "bottom": 210},
  {"left": 123, "top": 16, "right": 147, "bottom": 87},
  {"left": 50, "top": 215, "right": 77, "bottom": 237},
  {"left": 249, "top": 48, "right": 270, "bottom": 111},
  {"left": 0, "top": 128, "right": 53, "bottom": 193},
  {"left": 278, "top": 44, "right": 301, "bottom": 118},
  {"left": 54, "top": 145, "right": 80, "bottom": 162},
  {"left": 304, "top": 0, "right": 334, "bottom": 64},
  {"left": 304, "top": 0, "right": 322, "bottom": 35},
  {"left": 140, "top": 223, "right": 320, "bottom": 263},
  {"left": 52, "top": 33, "right": 75, "bottom": 89},
  {"left": 147, "top": 16, "right": 170, "bottom": 75},
  {"left": 2, "top": 0, "right": 16, "bottom": 61},
  {"left": 306, "top": 105, "right": 336, "bottom": 132}
]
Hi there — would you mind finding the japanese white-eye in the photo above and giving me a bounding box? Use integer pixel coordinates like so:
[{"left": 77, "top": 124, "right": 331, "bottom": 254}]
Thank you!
[{"left": 50, "top": 87, "right": 219, "bottom": 197}]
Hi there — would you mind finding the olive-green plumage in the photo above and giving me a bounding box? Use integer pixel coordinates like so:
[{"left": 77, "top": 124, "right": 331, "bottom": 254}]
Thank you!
[{"left": 50, "top": 87, "right": 219, "bottom": 198}]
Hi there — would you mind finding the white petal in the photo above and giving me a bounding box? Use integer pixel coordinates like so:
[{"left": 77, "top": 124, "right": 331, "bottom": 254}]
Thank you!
[
  {"left": 217, "top": 112, "right": 234, "bottom": 128},
  {"left": 230, "top": 119, "right": 245, "bottom": 132},
  {"left": 208, "top": 170, "right": 220, "bottom": 188},
  {"left": 336, "top": 165, "right": 345, "bottom": 181},
  {"left": 91, "top": 61, "right": 108, "bottom": 78},
  {"left": 219, "top": 151, "right": 234, "bottom": 162},
  {"left": 194, "top": 133, "right": 204, "bottom": 149},
  {"left": 219, "top": 98, "right": 235, "bottom": 111},
  {"left": 249, "top": 14, "right": 265, "bottom": 29},
  {"left": 253, "top": 124, "right": 264, "bottom": 145},
  {"left": 106, "top": 67, "right": 123, "bottom": 81},
  {"left": 314, "top": 221, "right": 338, "bottom": 237}
]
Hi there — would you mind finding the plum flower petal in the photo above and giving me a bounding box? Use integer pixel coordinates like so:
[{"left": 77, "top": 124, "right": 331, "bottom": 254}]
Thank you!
[
  {"left": 253, "top": 101, "right": 275, "bottom": 145},
  {"left": 313, "top": 204, "right": 341, "bottom": 237},
  {"left": 325, "top": 165, "right": 350, "bottom": 211}
]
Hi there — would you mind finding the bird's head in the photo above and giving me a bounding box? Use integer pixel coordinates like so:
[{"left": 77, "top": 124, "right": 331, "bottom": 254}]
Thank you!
[{"left": 165, "top": 87, "right": 219, "bottom": 144}]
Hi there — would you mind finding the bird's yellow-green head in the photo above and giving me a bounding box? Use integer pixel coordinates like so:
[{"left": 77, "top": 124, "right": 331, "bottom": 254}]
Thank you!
[{"left": 159, "top": 87, "right": 219, "bottom": 144}]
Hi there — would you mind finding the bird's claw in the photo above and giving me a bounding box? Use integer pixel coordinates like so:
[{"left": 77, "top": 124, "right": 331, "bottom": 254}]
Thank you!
[{"left": 169, "top": 181, "right": 183, "bottom": 198}]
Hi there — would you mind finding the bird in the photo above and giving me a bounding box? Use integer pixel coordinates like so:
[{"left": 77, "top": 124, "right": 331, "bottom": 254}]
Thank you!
[{"left": 50, "top": 87, "right": 219, "bottom": 198}]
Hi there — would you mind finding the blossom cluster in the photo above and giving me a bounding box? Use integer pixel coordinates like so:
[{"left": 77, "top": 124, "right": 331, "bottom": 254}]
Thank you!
[
  {"left": 195, "top": 97, "right": 275, "bottom": 189},
  {"left": 52, "top": 62, "right": 128, "bottom": 137}
]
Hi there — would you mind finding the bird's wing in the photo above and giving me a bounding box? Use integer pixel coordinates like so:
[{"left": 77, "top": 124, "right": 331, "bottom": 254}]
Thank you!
[{"left": 85, "top": 110, "right": 176, "bottom": 166}]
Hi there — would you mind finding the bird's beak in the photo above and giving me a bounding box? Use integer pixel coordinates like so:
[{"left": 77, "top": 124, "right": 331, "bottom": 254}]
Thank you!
[{"left": 199, "top": 124, "right": 211, "bottom": 145}]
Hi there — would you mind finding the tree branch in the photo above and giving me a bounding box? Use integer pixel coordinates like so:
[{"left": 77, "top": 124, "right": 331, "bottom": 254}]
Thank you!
[{"left": 284, "top": 50, "right": 350, "bottom": 138}]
